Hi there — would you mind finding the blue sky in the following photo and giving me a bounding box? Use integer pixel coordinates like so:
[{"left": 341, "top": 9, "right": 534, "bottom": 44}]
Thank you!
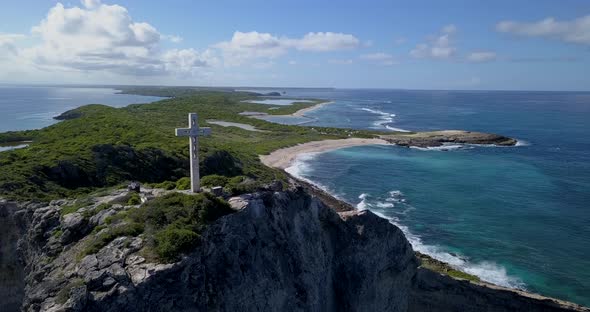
[{"left": 0, "top": 0, "right": 589, "bottom": 90}]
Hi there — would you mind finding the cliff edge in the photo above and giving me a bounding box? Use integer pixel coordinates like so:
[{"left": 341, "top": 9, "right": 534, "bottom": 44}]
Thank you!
[{"left": 2, "top": 187, "right": 588, "bottom": 311}]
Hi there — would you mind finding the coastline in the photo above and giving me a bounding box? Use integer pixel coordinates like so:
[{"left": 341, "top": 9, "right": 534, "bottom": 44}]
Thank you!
[
  {"left": 259, "top": 137, "right": 525, "bottom": 291},
  {"left": 260, "top": 138, "right": 389, "bottom": 169},
  {"left": 245, "top": 100, "right": 335, "bottom": 121},
  {"left": 290, "top": 100, "right": 334, "bottom": 117}
]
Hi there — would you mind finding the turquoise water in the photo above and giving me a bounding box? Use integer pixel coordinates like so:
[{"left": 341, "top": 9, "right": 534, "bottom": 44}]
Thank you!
[
  {"left": 276, "top": 89, "right": 590, "bottom": 306},
  {"left": 0, "top": 86, "right": 165, "bottom": 132}
]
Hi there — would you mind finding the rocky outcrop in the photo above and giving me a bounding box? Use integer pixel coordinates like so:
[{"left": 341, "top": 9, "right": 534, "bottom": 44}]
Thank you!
[
  {"left": 15, "top": 189, "right": 417, "bottom": 312},
  {"left": 381, "top": 130, "right": 518, "bottom": 148},
  {"left": 0, "top": 200, "right": 27, "bottom": 312},
  {"left": 6, "top": 187, "right": 589, "bottom": 312},
  {"left": 410, "top": 268, "right": 589, "bottom": 312}
]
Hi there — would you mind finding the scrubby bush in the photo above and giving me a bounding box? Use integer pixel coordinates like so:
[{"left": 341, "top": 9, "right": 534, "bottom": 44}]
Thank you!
[
  {"left": 225, "top": 176, "right": 257, "bottom": 195},
  {"left": 176, "top": 177, "right": 191, "bottom": 190},
  {"left": 124, "top": 192, "right": 234, "bottom": 262},
  {"left": 201, "top": 174, "right": 229, "bottom": 187},
  {"left": 155, "top": 228, "right": 200, "bottom": 261},
  {"left": 154, "top": 181, "right": 176, "bottom": 190},
  {"left": 127, "top": 193, "right": 141, "bottom": 205}
]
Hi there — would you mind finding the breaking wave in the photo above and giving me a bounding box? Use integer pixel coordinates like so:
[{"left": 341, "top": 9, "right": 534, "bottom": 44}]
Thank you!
[
  {"left": 356, "top": 192, "right": 527, "bottom": 290},
  {"left": 359, "top": 107, "right": 410, "bottom": 132}
]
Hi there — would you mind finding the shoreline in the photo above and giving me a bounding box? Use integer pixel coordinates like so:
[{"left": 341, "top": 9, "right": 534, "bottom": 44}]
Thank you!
[
  {"left": 244, "top": 100, "right": 335, "bottom": 121},
  {"left": 259, "top": 137, "right": 526, "bottom": 292},
  {"left": 291, "top": 100, "right": 334, "bottom": 117},
  {"left": 260, "top": 138, "right": 389, "bottom": 169}
]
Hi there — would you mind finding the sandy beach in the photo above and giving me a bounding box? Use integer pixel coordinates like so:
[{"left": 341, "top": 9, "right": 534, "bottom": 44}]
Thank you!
[
  {"left": 242, "top": 100, "right": 335, "bottom": 120},
  {"left": 260, "top": 138, "right": 389, "bottom": 169},
  {"left": 291, "top": 101, "right": 334, "bottom": 117}
]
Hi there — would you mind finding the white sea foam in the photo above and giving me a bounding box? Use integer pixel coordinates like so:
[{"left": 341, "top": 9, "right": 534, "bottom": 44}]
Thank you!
[
  {"left": 515, "top": 139, "right": 531, "bottom": 147},
  {"left": 410, "top": 143, "right": 468, "bottom": 151},
  {"left": 356, "top": 191, "right": 527, "bottom": 290},
  {"left": 285, "top": 153, "right": 344, "bottom": 200},
  {"left": 287, "top": 154, "right": 527, "bottom": 290},
  {"left": 359, "top": 107, "right": 410, "bottom": 132}
]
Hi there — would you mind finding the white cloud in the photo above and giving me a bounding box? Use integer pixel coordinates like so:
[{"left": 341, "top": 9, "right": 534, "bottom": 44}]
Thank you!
[
  {"left": 496, "top": 15, "right": 590, "bottom": 45},
  {"left": 0, "top": 34, "right": 25, "bottom": 57},
  {"left": 360, "top": 52, "right": 396, "bottom": 65},
  {"left": 328, "top": 59, "right": 353, "bottom": 65},
  {"left": 467, "top": 51, "right": 497, "bottom": 63},
  {"left": 214, "top": 31, "right": 360, "bottom": 65},
  {"left": 20, "top": 0, "right": 211, "bottom": 76},
  {"left": 213, "top": 31, "right": 287, "bottom": 66},
  {"left": 410, "top": 24, "right": 457, "bottom": 59},
  {"left": 292, "top": 32, "right": 359, "bottom": 51}
]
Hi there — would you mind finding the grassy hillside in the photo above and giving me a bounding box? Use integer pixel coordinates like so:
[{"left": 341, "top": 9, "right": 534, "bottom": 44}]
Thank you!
[{"left": 0, "top": 90, "right": 375, "bottom": 201}]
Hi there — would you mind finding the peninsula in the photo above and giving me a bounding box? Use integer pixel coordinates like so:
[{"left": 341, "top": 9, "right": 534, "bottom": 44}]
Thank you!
[{"left": 2, "top": 87, "right": 585, "bottom": 312}]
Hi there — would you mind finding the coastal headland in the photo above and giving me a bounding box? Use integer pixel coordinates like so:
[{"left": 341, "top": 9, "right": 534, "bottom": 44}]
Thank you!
[{"left": 1, "top": 87, "right": 585, "bottom": 311}]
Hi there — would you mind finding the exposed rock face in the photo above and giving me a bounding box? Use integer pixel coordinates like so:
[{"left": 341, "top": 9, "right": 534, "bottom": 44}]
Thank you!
[
  {"left": 6, "top": 188, "right": 589, "bottom": 312},
  {"left": 0, "top": 200, "right": 27, "bottom": 312},
  {"left": 381, "top": 130, "right": 518, "bottom": 148},
  {"left": 16, "top": 189, "right": 417, "bottom": 312},
  {"left": 410, "top": 268, "right": 589, "bottom": 312}
]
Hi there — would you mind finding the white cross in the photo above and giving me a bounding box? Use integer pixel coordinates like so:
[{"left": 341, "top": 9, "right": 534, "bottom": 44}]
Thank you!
[{"left": 175, "top": 113, "right": 211, "bottom": 193}]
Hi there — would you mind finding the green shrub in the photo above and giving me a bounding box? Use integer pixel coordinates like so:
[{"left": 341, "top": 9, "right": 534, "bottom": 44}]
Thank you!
[
  {"left": 125, "top": 192, "right": 234, "bottom": 262},
  {"left": 225, "top": 176, "right": 256, "bottom": 195},
  {"left": 127, "top": 193, "right": 141, "bottom": 205},
  {"left": 200, "top": 175, "right": 229, "bottom": 187},
  {"left": 154, "top": 181, "right": 176, "bottom": 190},
  {"left": 175, "top": 177, "right": 191, "bottom": 190},
  {"left": 155, "top": 227, "right": 200, "bottom": 261}
]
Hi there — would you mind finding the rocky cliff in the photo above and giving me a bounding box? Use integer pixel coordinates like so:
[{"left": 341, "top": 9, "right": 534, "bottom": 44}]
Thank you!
[{"left": 1, "top": 187, "right": 588, "bottom": 312}]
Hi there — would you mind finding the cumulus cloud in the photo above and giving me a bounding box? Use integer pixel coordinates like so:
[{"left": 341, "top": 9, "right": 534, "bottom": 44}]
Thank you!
[
  {"left": 21, "top": 0, "right": 210, "bottom": 76},
  {"left": 214, "top": 31, "right": 360, "bottom": 65},
  {"left": 292, "top": 32, "right": 359, "bottom": 51},
  {"left": 467, "top": 51, "right": 497, "bottom": 63},
  {"left": 496, "top": 15, "right": 590, "bottom": 45},
  {"left": 360, "top": 52, "right": 396, "bottom": 65},
  {"left": 0, "top": 34, "right": 25, "bottom": 57},
  {"left": 410, "top": 24, "right": 457, "bottom": 59}
]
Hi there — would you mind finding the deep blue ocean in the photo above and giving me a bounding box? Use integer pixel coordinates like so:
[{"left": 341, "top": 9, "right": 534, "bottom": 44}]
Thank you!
[
  {"left": 1, "top": 86, "right": 589, "bottom": 305},
  {"left": 253, "top": 88, "right": 590, "bottom": 306},
  {"left": 0, "top": 86, "right": 165, "bottom": 132}
]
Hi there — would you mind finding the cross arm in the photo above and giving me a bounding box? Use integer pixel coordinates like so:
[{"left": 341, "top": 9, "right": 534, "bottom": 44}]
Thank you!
[{"left": 175, "top": 127, "right": 212, "bottom": 137}]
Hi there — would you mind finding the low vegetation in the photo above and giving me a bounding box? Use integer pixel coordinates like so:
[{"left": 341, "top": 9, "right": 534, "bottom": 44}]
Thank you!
[
  {"left": 82, "top": 192, "right": 233, "bottom": 262},
  {"left": 0, "top": 89, "right": 377, "bottom": 201},
  {"left": 416, "top": 252, "right": 481, "bottom": 283}
]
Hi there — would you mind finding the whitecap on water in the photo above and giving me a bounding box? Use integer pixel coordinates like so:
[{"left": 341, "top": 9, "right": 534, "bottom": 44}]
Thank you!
[
  {"left": 285, "top": 153, "right": 344, "bottom": 200},
  {"left": 356, "top": 190, "right": 527, "bottom": 290},
  {"left": 359, "top": 107, "right": 410, "bottom": 132}
]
